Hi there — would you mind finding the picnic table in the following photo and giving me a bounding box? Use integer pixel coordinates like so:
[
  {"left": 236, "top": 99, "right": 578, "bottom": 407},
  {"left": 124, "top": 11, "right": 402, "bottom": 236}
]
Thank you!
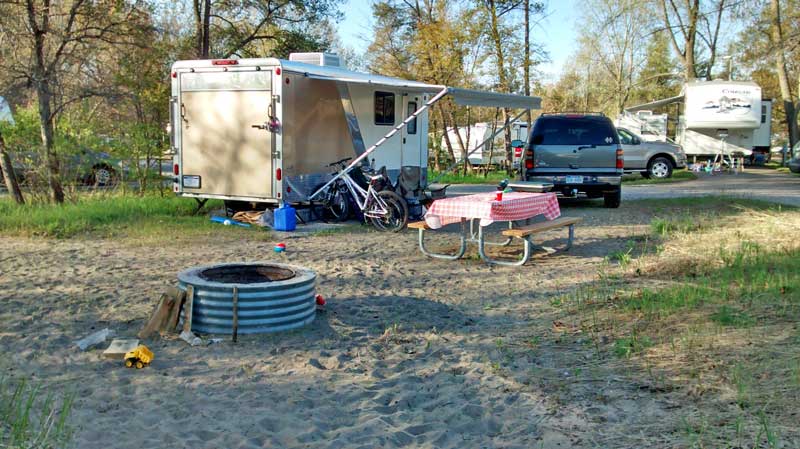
[{"left": 410, "top": 191, "right": 581, "bottom": 266}]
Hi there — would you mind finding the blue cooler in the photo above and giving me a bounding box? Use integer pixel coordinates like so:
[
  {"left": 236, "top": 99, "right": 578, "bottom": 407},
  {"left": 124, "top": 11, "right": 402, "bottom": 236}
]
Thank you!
[{"left": 273, "top": 204, "right": 297, "bottom": 231}]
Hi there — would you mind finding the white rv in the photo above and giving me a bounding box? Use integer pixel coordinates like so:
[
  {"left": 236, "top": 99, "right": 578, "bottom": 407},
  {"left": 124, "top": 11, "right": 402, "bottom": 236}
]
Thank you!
[
  {"left": 169, "top": 53, "right": 540, "bottom": 206},
  {"left": 614, "top": 110, "right": 667, "bottom": 142},
  {"left": 443, "top": 121, "right": 530, "bottom": 166},
  {"left": 623, "top": 80, "right": 772, "bottom": 157},
  {"left": 0, "top": 96, "right": 14, "bottom": 125}
]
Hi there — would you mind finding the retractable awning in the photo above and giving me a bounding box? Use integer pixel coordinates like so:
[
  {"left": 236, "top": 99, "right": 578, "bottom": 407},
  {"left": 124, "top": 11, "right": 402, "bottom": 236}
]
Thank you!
[
  {"left": 280, "top": 59, "right": 541, "bottom": 110},
  {"left": 286, "top": 59, "right": 542, "bottom": 200},
  {"left": 625, "top": 94, "right": 685, "bottom": 112}
]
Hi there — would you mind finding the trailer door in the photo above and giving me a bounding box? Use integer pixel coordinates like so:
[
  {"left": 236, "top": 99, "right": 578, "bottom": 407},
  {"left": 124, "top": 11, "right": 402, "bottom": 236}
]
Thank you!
[
  {"left": 401, "top": 94, "right": 422, "bottom": 167},
  {"left": 179, "top": 70, "right": 273, "bottom": 198}
]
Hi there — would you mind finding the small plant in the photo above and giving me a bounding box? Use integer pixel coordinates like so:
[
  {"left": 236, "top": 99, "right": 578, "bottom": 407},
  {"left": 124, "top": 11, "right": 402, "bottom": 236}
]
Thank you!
[
  {"left": 730, "top": 363, "right": 751, "bottom": 409},
  {"left": 710, "top": 306, "right": 754, "bottom": 328},
  {"left": 613, "top": 330, "right": 654, "bottom": 358}
]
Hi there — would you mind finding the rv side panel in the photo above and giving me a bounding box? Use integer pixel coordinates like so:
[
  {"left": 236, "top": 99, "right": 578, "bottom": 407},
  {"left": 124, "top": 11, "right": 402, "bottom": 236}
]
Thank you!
[{"left": 281, "top": 75, "right": 354, "bottom": 176}]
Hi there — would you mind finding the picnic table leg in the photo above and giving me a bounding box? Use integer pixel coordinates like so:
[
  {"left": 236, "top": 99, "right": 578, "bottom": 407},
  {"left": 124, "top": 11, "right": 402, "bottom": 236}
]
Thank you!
[
  {"left": 477, "top": 224, "right": 531, "bottom": 266},
  {"left": 417, "top": 219, "right": 467, "bottom": 260},
  {"left": 469, "top": 218, "right": 513, "bottom": 246}
]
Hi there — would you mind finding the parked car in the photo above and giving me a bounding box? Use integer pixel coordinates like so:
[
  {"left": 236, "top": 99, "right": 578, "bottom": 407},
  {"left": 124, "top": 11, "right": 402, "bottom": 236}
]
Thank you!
[
  {"left": 0, "top": 149, "right": 122, "bottom": 188},
  {"left": 617, "top": 127, "right": 687, "bottom": 179},
  {"left": 518, "top": 113, "right": 623, "bottom": 208}
]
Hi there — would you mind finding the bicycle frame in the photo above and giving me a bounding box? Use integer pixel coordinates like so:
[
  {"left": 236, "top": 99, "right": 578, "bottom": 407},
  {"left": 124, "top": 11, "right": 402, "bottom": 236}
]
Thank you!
[{"left": 329, "top": 169, "right": 391, "bottom": 218}]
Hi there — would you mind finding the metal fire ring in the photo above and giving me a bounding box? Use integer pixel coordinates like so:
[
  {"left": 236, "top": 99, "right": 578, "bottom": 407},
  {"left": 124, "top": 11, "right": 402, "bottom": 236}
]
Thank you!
[{"left": 177, "top": 262, "right": 317, "bottom": 335}]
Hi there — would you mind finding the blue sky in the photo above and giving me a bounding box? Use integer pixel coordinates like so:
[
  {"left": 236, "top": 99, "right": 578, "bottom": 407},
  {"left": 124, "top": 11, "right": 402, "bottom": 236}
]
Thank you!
[{"left": 337, "top": 0, "right": 579, "bottom": 82}]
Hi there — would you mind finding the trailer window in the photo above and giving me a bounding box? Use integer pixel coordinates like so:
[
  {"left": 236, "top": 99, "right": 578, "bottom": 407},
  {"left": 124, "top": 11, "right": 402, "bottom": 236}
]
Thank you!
[
  {"left": 761, "top": 105, "right": 767, "bottom": 124},
  {"left": 406, "top": 101, "right": 417, "bottom": 134},
  {"left": 374, "top": 92, "right": 395, "bottom": 126}
]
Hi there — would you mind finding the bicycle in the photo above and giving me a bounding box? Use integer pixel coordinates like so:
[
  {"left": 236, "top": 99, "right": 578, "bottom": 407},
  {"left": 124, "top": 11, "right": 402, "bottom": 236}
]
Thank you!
[{"left": 311, "top": 157, "right": 409, "bottom": 232}]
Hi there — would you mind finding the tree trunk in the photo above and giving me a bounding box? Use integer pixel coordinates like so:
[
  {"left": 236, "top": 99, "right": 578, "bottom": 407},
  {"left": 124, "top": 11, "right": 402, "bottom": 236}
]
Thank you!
[
  {"left": 523, "top": 0, "right": 531, "bottom": 128},
  {"left": 36, "top": 85, "right": 65, "bottom": 203},
  {"left": 486, "top": 0, "right": 513, "bottom": 173},
  {"left": 770, "top": 0, "right": 798, "bottom": 157},
  {"left": 202, "top": 0, "right": 211, "bottom": 58},
  {"left": 0, "top": 131, "right": 25, "bottom": 204},
  {"left": 438, "top": 105, "right": 457, "bottom": 166}
]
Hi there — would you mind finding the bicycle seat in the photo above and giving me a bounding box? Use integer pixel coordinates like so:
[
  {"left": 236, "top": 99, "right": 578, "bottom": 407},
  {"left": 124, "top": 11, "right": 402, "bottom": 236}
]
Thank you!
[{"left": 327, "top": 157, "right": 352, "bottom": 168}]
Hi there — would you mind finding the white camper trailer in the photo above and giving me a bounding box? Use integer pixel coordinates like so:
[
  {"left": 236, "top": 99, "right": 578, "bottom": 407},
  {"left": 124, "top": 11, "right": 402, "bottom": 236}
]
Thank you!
[
  {"left": 623, "top": 80, "right": 772, "bottom": 157},
  {"left": 169, "top": 54, "right": 540, "bottom": 206},
  {"left": 444, "top": 121, "right": 529, "bottom": 166},
  {"left": 614, "top": 110, "right": 667, "bottom": 142}
]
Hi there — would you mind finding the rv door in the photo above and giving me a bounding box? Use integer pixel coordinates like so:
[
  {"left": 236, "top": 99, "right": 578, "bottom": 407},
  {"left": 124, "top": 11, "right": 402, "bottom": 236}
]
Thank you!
[
  {"left": 401, "top": 94, "right": 422, "bottom": 167},
  {"left": 179, "top": 70, "right": 274, "bottom": 199}
]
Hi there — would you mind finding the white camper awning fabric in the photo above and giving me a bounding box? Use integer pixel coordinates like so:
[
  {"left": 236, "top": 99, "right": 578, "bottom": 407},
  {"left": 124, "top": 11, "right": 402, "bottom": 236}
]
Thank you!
[
  {"left": 447, "top": 87, "right": 541, "bottom": 109},
  {"left": 625, "top": 94, "right": 685, "bottom": 112},
  {"left": 280, "top": 59, "right": 541, "bottom": 110}
]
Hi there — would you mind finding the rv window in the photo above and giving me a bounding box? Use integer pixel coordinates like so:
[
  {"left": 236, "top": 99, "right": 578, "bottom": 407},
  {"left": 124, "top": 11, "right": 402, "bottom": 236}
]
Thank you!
[
  {"left": 375, "top": 91, "right": 395, "bottom": 126},
  {"left": 406, "top": 101, "right": 417, "bottom": 134},
  {"left": 761, "top": 105, "right": 767, "bottom": 124}
]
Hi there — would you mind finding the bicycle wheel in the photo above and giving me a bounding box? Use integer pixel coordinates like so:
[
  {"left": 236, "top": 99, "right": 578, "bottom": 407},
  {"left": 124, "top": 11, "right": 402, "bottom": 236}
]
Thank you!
[
  {"left": 369, "top": 190, "right": 408, "bottom": 232},
  {"left": 313, "top": 181, "right": 351, "bottom": 222}
]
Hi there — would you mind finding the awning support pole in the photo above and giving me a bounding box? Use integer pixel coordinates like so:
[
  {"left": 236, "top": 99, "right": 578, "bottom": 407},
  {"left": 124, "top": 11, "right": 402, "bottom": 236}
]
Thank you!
[
  {"left": 310, "top": 87, "right": 450, "bottom": 200},
  {"left": 431, "top": 108, "right": 529, "bottom": 184}
]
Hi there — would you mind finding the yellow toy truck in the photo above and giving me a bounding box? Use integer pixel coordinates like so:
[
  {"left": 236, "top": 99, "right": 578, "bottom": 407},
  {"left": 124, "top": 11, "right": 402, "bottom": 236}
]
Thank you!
[{"left": 124, "top": 345, "right": 154, "bottom": 369}]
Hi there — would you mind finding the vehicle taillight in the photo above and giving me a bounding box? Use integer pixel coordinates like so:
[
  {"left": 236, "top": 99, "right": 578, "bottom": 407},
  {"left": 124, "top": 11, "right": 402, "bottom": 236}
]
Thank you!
[
  {"left": 616, "top": 148, "right": 624, "bottom": 169},
  {"left": 524, "top": 148, "right": 535, "bottom": 170},
  {"left": 211, "top": 59, "right": 238, "bottom": 66},
  {"left": 276, "top": 168, "right": 282, "bottom": 181},
  {"left": 173, "top": 163, "right": 179, "bottom": 176}
]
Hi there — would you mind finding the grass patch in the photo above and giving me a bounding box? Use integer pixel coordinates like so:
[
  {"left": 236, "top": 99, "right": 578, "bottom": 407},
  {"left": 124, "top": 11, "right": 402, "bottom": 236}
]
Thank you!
[
  {"left": 550, "top": 201, "right": 800, "bottom": 445},
  {"left": 0, "top": 377, "right": 74, "bottom": 448},
  {"left": 0, "top": 194, "right": 265, "bottom": 239},
  {"left": 622, "top": 169, "right": 697, "bottom": 185},
  {"left": 429, "top": 170, "right": 511, "bottom": 185}
]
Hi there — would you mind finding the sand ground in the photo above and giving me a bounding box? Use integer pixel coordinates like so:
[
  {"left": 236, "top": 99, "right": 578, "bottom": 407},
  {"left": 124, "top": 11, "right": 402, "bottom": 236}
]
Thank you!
[{"left": 0, "top": 201, "right": 736, "bottom": 448}]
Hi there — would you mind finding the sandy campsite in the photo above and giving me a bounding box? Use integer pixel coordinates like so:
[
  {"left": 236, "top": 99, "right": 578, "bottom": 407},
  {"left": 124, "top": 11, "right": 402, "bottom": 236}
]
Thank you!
[{"left": 2, "top": 195, "right": 798, "bottom": 449}]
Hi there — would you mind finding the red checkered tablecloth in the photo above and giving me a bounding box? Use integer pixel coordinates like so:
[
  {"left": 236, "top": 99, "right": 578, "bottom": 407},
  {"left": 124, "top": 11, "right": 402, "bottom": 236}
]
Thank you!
[{"left": 424, "top": 192, "right": 561, "bottom": 229}]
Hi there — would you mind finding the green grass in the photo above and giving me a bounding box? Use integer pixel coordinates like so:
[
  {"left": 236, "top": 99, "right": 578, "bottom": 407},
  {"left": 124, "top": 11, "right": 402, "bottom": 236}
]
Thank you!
[
  {"left": 622, "top": 169, "right": 697, "bottom": 185},
  {"left": 0, "top": 194, "right": 264, "bottom": 239},
  {"left": 428, "top": 170, "right": 512, "bottom": 185},
  {"left": 0, "top": 377, "right": 74, "bottom": 448},
  {"left": 621, "top": 244, "right": 798, "bottom": 320}
]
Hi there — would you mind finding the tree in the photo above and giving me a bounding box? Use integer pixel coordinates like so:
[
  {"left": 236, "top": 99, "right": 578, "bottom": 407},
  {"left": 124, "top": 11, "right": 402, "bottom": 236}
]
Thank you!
[
  {"left": 190, "top": 0, "right": 342, "bottom": 60},
  {"left": 0, "top": 130, "right": 24, "bottom": 204},
  {"left": 769, "top": 0, "right": 798, "bottom": 157},
  {"left": 658, "top": 0, "right": 729, "bottom": 80},
  {"left": 0, "top": 0, "right": 149, "bottom": 203},
  {"left": 576, "top": 0, "right": 654, "bottom": 114}
]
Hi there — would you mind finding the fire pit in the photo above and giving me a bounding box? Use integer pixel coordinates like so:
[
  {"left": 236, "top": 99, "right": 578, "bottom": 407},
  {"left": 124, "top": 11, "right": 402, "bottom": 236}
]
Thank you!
[{"left": 177, "top": 262, "right": 317, "bottom": 334}]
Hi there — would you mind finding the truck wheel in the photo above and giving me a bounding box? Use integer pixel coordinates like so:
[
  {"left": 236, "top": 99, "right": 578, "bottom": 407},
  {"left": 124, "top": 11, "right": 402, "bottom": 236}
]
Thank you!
[
  {"left": 603, "top": 189, "right": 621, "bottom": 208},
  {"left": 647, "top": 157, "right": 673, "bottom": 179},
  {"left": 135, "top": 360, "right": 144, "bottom": 369},
  {"left": 125, "top": 359, "right": 134, "bottom": 368}
]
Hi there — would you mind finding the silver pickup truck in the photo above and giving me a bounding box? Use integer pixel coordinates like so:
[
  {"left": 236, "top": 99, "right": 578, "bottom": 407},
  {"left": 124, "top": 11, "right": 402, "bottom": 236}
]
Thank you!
[{"left": 617, "top": 127, "right": 687, "bottom": 179}]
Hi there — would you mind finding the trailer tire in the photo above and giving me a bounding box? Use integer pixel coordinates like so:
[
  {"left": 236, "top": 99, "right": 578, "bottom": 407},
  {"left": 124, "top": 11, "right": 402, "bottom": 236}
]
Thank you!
[{"left": 603, "top": 189, "right": 621, "bottom": 208}]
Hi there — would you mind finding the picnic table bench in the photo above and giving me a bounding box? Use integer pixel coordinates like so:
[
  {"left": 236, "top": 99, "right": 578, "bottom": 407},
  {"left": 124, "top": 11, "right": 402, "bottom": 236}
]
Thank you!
[{"left": 411, "top": 191, "right": 581, "bottom": 266}]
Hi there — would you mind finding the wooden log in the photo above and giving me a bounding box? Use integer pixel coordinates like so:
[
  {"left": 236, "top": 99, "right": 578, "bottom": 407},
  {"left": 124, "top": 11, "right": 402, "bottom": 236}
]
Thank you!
[{"left": 182, "top": 285, "right": 195, "bottom": 334}]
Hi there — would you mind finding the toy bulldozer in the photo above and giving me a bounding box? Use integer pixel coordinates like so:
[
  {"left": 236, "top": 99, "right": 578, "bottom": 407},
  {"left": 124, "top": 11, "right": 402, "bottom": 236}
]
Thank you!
[{"left": 124, "top": 345, "right": 154, "bottom": 369}]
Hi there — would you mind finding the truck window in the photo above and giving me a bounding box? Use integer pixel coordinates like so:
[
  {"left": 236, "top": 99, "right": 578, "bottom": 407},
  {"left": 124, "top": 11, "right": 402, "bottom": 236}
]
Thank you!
[
  {"left": 375, "top": 91, "right": 395, "bottom": 126},
  {"left": 531, "top": 117, "right": 618, "bottom": 146}
]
